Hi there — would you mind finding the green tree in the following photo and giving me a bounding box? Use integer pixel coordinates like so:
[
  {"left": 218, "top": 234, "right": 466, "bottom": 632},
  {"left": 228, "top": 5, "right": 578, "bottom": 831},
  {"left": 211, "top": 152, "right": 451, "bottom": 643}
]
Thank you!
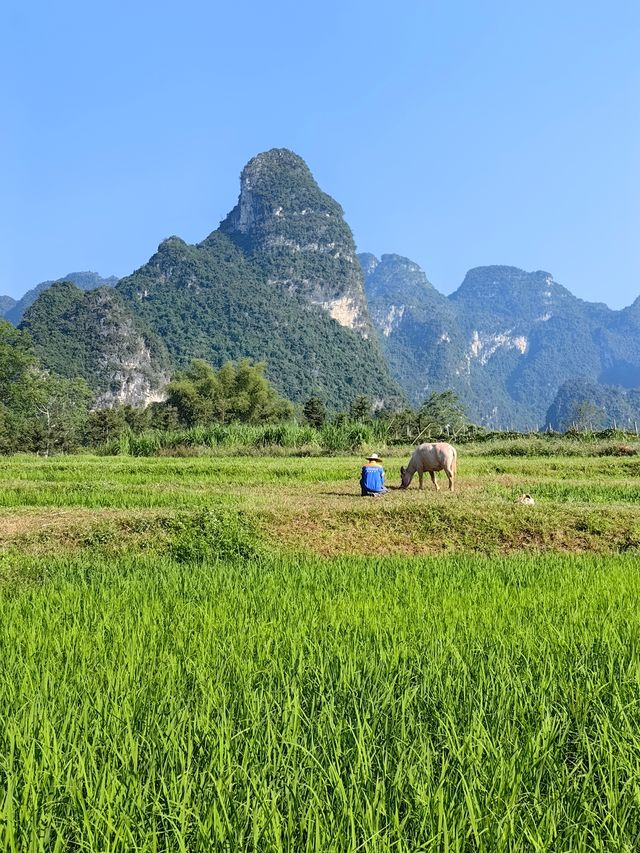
[
  {"left": 0, "top": 321, "right": 40, "bottom": 452},
  {"left": 303, "top": 396, "right": 327, "bottom": 428},
  {"left": 85, "top": 407, "right": 128, "bottom": 446},
  {"left": 570, "top": 400, "right": 607, "bottom": 432},
  {"left": 349, "top": 394, "right": 371, "bottom": 422},
  {"left": 32, "top": 374, "right": 93, "bottom": 455},
  {"left": 147, "top": 402, "right": 180, "bottom": 431},
  {"left": 417, "top": 391, "right": 469, "bottom": 439},
  {"left": 166, "top": 359, "right": 293, "bottom": 427}
]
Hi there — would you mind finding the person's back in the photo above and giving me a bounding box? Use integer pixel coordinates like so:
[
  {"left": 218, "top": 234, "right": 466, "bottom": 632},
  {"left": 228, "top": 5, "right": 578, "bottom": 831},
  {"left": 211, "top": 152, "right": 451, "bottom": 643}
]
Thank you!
[{"left": 360, "top": 454, "right": 387, "bottom": 496}]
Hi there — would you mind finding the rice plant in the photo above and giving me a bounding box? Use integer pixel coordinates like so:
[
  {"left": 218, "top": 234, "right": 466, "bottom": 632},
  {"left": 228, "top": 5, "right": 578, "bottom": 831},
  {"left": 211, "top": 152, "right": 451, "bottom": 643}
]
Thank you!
[
  {"left": 0, "top": 451, "right": 639, "bottom": 849},
  {"left": 1, "top": 551, "right": 640, "bottom": 850}
]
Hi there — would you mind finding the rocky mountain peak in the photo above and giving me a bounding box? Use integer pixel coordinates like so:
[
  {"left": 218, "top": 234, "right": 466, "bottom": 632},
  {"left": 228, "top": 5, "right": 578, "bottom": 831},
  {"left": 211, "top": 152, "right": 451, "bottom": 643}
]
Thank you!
[
  {"left": 220, "top": 149, "right": 341, "bottom": 236},
  {"left": 361, "top": 254, "right": 438, "bottom": 304},
  {"left": 357, "top": 253, "right": 379, "bottom": 278},
  {"left": 0, "top": 295, "right": 16, "bottom": 317},
  {"left": 219, "top": 149, "right": 372, "bottom": 335},
  {"left": 453, "top": 266, "right": 553, "bottom": 298},
  {"left": 450, "top": 265, "right": 581, "bottom": 330}
]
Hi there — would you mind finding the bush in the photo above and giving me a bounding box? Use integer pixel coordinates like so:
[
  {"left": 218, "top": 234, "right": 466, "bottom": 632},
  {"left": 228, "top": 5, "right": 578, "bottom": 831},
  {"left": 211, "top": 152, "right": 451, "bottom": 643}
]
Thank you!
[{"left": 167, "top": 509, "right": 263, "bottom": 563}]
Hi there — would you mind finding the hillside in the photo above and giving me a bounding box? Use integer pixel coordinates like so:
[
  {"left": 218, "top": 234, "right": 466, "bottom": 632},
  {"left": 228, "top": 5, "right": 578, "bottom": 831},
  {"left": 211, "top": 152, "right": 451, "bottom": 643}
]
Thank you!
[
  {"left": 22, "top": 150, "right": 401, "bottom": 410},
  {"left": 545, "top": 379, "right": 640, "bottom": 431},
  {"left": 360, "top": 253, "right": 466, "bottom": 402},
  {"left": 116, "top": 229, "right": 400, "bottom": 410},
  {"left": 362, "top": 257, "right": 640, "bottom": 428},
  {"left": 0, "top": 296, "right": 16, "bottom": 317},
  {"left": 20, "top": 282, "right": 170, "bottom": 407}
]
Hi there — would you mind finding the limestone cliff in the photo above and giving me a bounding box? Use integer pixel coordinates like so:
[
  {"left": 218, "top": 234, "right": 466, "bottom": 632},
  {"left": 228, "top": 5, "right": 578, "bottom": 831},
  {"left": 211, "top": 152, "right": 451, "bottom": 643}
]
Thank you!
[
  {"left": 362, "top": 257, "right": 640, "bottom": 429},
  {"left": 20, "top": 282, "right": 170, "bottom": 408},
  {"left": 220, "top": 149, "right": 372, "bottom": 335}
]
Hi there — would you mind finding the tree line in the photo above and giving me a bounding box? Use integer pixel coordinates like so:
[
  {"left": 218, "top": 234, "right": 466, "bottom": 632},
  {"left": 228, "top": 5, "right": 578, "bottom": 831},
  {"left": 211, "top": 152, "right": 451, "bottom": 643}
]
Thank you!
[{"left": 0, "top": 319, "right": 478, "bottom": 454}]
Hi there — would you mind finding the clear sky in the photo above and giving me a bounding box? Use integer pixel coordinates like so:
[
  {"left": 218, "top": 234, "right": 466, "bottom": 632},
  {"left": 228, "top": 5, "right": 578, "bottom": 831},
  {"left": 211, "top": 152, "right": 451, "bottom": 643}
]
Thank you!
[{"left": 3, "top": 1, "right": 639, "bottom": 307}]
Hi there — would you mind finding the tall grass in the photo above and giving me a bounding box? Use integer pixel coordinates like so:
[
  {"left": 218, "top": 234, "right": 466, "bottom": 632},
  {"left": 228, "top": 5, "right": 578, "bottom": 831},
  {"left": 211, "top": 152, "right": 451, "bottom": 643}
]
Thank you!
[
  {"left": 96, "top": 422, "right": 640, "bottom": 458},
  {"left": 99, "top": 420, "right": 406, "bottom": 456},
  {"left": 1, "top": 551, "right": 640, "bottom": 850}
]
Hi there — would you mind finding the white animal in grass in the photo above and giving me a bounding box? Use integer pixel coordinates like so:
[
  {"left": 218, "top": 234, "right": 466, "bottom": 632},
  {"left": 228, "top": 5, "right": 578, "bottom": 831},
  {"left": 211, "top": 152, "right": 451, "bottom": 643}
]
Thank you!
[
  {"left": 400, "top": 442, "right": 457, "bottom": 492},
  {"left": 516, "top": 494, "right": 535, "bottom": 505}
]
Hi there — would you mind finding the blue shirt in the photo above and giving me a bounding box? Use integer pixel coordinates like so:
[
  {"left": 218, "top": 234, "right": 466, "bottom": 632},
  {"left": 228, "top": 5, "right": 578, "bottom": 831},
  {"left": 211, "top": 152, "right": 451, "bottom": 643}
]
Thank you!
[{"left": 361, "top": 464, "right": 385, "bottom": 492}]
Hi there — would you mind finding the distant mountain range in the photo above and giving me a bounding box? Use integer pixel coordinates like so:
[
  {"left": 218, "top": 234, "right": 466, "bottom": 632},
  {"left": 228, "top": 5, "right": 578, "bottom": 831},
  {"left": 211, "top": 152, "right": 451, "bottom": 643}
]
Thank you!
[
  {"left": 362, "top": 257, "right": 640, "bottom": 428},
  {"left": 4, "top": 272, "right": 118, "bottom": 326},
  {"left": 4, "top": 149, "right": 639, "bottom": 427}
]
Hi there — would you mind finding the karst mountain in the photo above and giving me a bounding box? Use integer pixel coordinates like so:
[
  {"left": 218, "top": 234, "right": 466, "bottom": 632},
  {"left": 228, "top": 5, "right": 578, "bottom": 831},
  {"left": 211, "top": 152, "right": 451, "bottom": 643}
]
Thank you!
[{"left": 9, "top": 148, "right": 640, "bottom": 428}]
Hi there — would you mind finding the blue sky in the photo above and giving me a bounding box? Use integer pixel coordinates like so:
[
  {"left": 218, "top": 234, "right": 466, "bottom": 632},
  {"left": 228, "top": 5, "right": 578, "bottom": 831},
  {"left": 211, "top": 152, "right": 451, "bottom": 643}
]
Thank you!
[{"left": 3, "top": 1, "right": 639, "bottom": 307}]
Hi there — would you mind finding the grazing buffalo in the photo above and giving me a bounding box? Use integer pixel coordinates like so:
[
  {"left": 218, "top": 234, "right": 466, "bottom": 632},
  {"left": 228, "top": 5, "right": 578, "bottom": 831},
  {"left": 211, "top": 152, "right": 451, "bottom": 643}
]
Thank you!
[{"left": 400, "top": 442, "right": 457, "bottom": 492}]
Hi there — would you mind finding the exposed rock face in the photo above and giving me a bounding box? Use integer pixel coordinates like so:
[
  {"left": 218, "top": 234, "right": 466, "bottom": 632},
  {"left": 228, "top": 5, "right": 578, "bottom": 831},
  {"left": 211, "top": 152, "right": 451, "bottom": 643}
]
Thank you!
[
  {"left": 20, "top": 283, "right": 170, "bottom": 408},
  {"left": 6, "top": 271, "right": 118, "bottom": 326},
  {"left": 220, "top": 149, "right": 372, "bottom": 335},
  {"left": 362, "top": 258, "right": 640, "bottom": 429},
  {"left": 361, "top": 253, "right": 464, "bottom": 404},
  {"left": 81, "top": 290, "right": 171, "bottom": 409}
]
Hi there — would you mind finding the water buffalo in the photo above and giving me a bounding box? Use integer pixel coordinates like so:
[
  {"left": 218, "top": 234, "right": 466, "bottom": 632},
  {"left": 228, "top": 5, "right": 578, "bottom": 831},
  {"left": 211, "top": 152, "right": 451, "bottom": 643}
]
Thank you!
[{"left": 400, "top": 442, "right": 457, "bottom": 492}]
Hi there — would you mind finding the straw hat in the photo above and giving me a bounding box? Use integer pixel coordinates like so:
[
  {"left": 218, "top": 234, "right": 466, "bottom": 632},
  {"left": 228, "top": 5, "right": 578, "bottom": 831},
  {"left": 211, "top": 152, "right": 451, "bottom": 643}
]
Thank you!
[{"left": 367, "top": 453, "right": 382, "bottom": 461}]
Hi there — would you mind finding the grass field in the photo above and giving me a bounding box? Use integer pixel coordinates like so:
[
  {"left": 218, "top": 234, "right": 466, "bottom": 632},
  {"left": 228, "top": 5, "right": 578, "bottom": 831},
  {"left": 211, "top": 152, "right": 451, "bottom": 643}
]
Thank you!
[{"left": 1, "top": 447, "right": 640, "bottom": 850}]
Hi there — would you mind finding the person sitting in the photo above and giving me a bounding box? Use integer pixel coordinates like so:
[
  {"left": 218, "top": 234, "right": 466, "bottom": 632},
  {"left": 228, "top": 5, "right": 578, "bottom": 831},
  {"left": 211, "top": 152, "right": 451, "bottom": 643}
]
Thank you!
[{"left": 360, "top": 453, "right": 388, "bottom": 496}]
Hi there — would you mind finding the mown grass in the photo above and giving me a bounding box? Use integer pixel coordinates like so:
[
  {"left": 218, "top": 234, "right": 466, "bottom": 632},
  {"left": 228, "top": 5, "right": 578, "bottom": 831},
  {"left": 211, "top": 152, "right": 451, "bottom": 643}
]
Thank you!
[
  {"left": 1, "top": 451, "right": 640, "bottom": 850},
  {"left": 0, "top": 453, "right": 638, "bottom": 556}
]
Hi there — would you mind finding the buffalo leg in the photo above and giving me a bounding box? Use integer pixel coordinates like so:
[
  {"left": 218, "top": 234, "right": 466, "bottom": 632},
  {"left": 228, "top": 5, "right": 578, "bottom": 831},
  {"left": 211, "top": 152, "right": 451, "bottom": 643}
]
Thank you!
[
  {"left": 418, "top": 472, "right": 424, "bottom": 490},
  {"left": 445, "top": 469, "right": 454, "bottom": 491},
  {"left": 430, "top": 471, "right": 439, "bottom": 491}
]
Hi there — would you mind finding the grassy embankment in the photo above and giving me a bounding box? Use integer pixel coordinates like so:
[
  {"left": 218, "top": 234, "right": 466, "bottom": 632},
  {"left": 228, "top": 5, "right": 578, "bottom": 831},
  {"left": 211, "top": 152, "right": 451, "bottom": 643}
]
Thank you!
[
  {"left": 1, "top": 446, "right": 639, "bottom": 556},
  {"left": 0, "top": 443, "right": 639, "bottom": 850}
]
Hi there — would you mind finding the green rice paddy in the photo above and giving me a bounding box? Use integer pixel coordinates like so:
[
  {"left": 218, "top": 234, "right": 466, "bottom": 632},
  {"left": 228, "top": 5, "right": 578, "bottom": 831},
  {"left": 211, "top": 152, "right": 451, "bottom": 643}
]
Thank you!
[{"left": 0, "top": 448, "right": 639, "bottom": 850}]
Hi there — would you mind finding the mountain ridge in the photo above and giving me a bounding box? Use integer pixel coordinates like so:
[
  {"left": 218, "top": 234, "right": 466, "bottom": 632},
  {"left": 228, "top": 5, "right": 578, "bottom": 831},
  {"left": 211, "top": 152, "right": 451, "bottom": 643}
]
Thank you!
[
  {"left": 13, "top": 148, "right": 640, "bottom": 424},
  {"left": 361, "top": 254, "right": 640, "bottom": 428},
  {"left": 7, "top": 271, "right": 118, "bottom": 326},
  {"left": 21, "top": 150, "right": 402, "bottom": 410}
]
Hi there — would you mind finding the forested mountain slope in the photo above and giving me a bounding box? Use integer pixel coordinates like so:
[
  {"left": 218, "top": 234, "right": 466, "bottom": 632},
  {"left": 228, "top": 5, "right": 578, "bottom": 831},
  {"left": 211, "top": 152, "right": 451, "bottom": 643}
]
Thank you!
[{"left": 362, "top": 256, "right": 640, "bottom": 428}]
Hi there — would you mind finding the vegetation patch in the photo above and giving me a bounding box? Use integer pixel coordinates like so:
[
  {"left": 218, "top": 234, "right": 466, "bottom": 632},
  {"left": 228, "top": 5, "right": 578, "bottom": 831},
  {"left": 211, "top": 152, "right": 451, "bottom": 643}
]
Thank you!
[{"left": 1, "top": 551, "right": 640, "bottom": 848}]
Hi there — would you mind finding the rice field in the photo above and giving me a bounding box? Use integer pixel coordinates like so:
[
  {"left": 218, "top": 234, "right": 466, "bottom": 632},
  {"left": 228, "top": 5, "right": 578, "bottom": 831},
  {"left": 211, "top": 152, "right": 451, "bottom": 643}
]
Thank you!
[{"left": 1, "top": 450, "right": 639, "bottom": 850}]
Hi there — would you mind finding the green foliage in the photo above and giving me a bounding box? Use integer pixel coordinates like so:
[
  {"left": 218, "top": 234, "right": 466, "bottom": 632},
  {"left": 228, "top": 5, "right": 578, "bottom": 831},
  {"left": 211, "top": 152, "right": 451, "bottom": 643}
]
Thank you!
[
  {"left": 349, "top": 393, "right": 371, "bottom": 421},
  {"left": 31, "top": 374, "right": 93, "bottom": 455},
  {"left": 166, "top": 358, "right": 293, "bottom": 427},
  {"left": 0, "top": 319, "right": 95, "bottom": 454},
  {"left": 19, "top": 281, "right": 170, "bottom": 402},
  {"left": 570, "top": 400, "right": 608, "bottom": 431},
  {"left": 114, "top": 232, "right": 400, "bottom": 411},
  {"left": 417, "top": 389, "right": 469, "bottom": 436},
  {"left": 167, "top": 509, "right": 262, "bottom": 563},
  {"left": 303, "top": 395, "right": 327, "bottom": 428},
  {"left": 379, "top": 391, "right": 472, "bottom": 444},
  {"left": 0, "top": 321, "right": 38, "bottom": 451},
  {"left": 546, "top": 379, "right": 640, "bottom": 431},
  {"left": 6, "top": 271, "right": 118, "bottom": 326}
]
